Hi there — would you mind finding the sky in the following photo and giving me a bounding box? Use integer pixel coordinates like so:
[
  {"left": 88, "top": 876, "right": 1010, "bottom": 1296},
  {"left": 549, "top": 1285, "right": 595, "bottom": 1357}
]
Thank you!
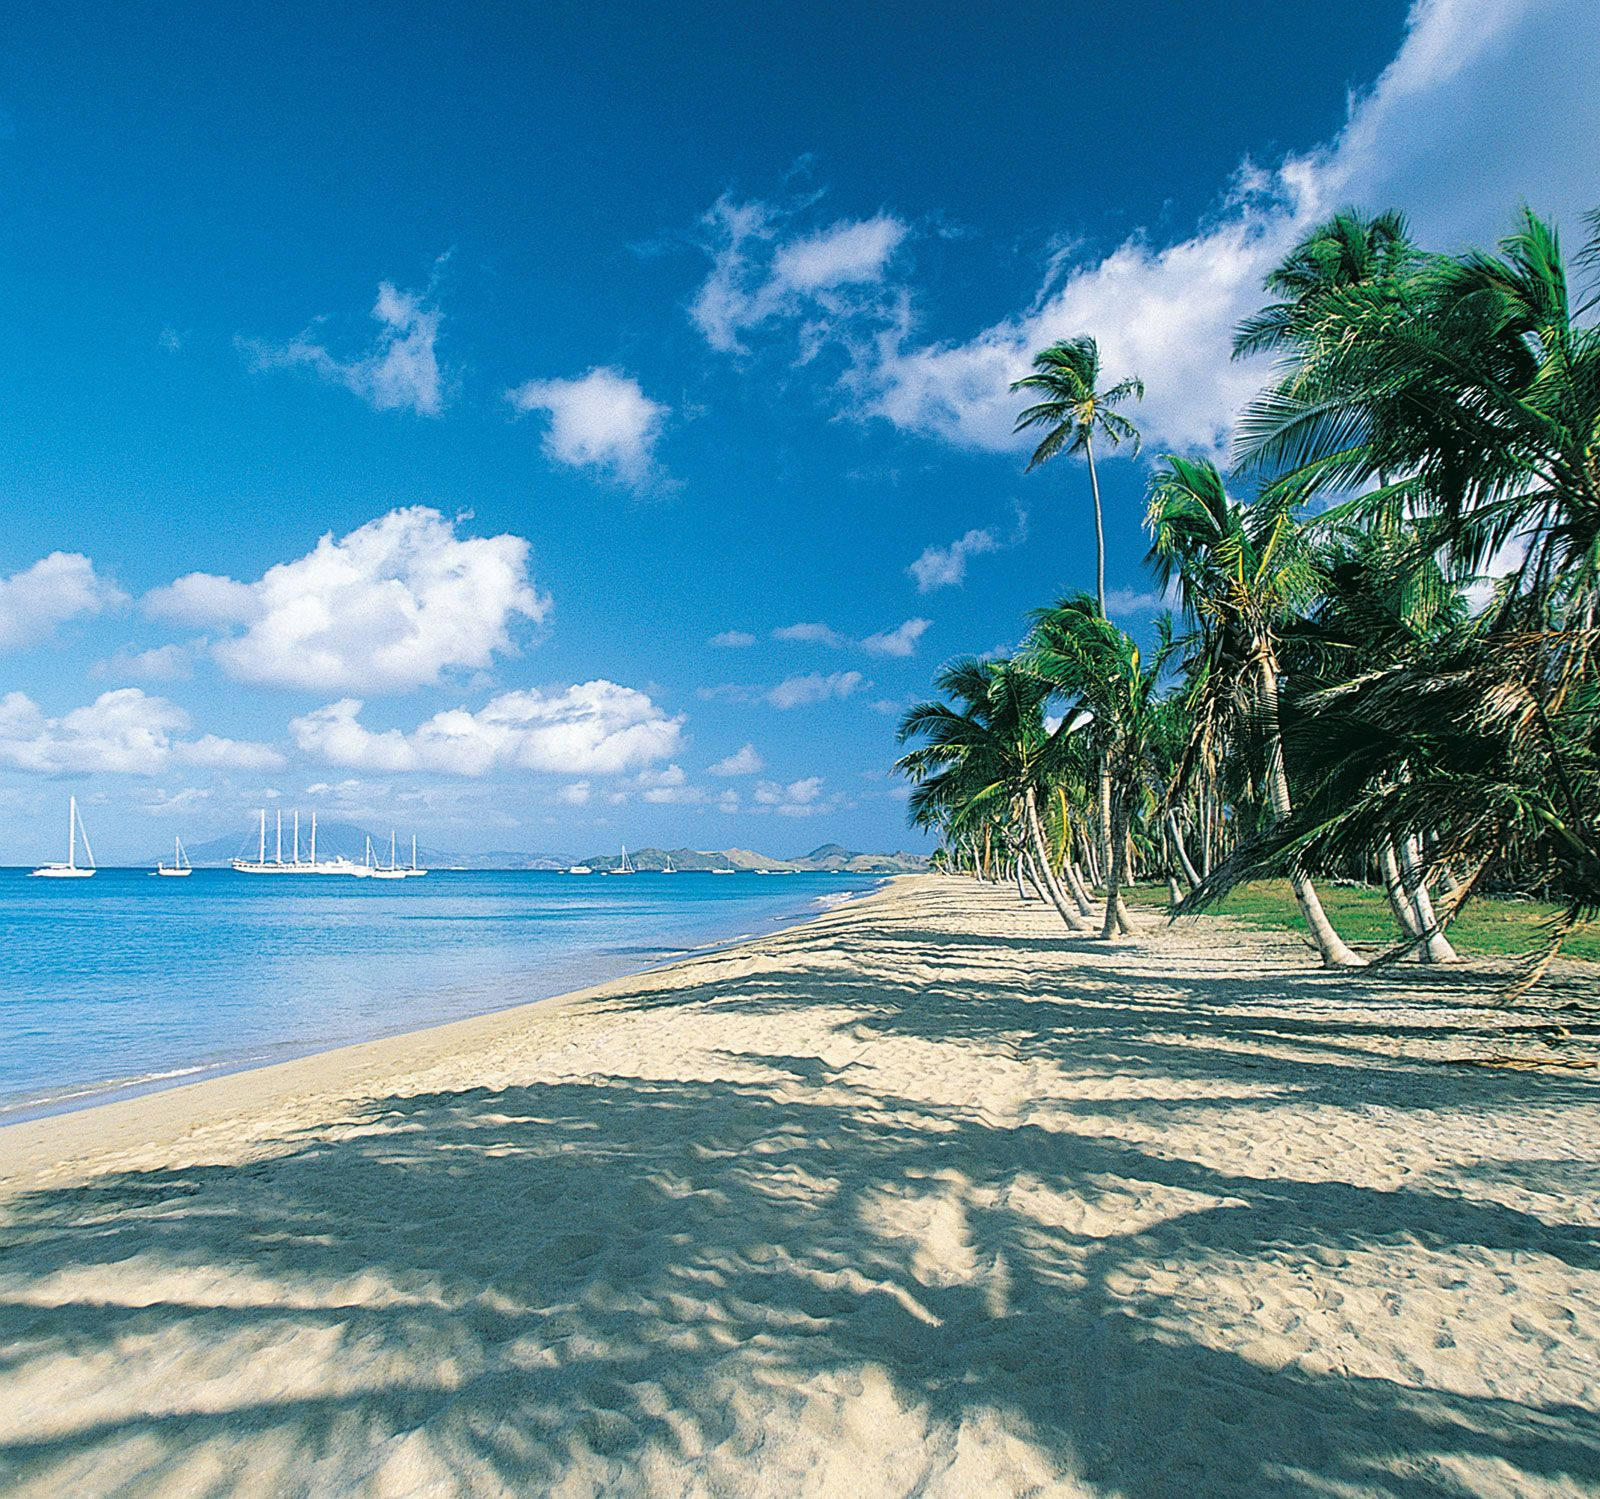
[{"left": 0, "top": 0, "right": 1595, "bottom": 862}]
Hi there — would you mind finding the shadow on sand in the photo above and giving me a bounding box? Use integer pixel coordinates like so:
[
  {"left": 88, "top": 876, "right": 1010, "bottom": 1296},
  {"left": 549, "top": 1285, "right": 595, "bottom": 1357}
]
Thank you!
[{"left": 2, "top": 889, "right": 1597, "bottom": 1495}]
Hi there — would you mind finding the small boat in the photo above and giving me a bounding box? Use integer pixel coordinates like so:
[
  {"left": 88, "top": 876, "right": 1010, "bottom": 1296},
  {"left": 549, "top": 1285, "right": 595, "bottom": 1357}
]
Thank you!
[
  {"left": 711, "top": 867, "right": 735, "bottom": 875},
  {"left": 370, "top": 830, "right": 407, "bottom": 880},
  {"left": 31, "top": 795, "right": 96, "bottom": 879},
  {"left": 606, "top": 845, "right": 634, "bottom": 875},
  {"left": 661, "top": 853, "right": 677, "bottom": 874},
  {"left": 567, "top": 865, "right": 593, "bottom": 875},
  {"left": 156, "top": 835, "right": 192, "bottom": 877}
]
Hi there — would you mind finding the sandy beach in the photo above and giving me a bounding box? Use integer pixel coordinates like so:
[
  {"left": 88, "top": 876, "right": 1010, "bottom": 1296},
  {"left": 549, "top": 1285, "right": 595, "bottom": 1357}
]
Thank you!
[{"left": 2, "top": 875, "right": 1598, "bottom": 1496}]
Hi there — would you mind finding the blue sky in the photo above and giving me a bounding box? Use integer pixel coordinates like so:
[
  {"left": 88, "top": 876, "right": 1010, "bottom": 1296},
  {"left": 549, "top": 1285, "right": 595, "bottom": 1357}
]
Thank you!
[{"left": 0, "top": 0, "right": 1595, "bottom": 860}]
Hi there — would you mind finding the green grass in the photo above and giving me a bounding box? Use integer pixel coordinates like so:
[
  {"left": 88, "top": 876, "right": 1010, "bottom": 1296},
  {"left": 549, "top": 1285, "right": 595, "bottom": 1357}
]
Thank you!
[{"left": 1124, "top": 878, "right": 1600, "bottom": 962}]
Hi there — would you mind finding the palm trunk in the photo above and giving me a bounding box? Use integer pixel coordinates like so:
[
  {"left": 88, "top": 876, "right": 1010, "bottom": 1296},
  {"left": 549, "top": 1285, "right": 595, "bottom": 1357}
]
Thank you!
[
  {"left": 1400, "top": 835, "right": 1459, "bottom": 964},
  {"left": 1167, "top": 874, "right": 1183, "bottom": 907},
  {"left": 1378, "top": 840, "right": 1424, "bottom": 938},
  {"left": 1025, "top": 789, "right": 1089, "bottom": 932},
  {"left": 1064, "top": 859, "right": 1096, "bottom": 916},
  {"left": 1100, "top": 787, "right": 1129, "bottom": 939},
  {"left": 1166, "top": 808, "right": 1202, "bottom": 891},
  {"left": 1258, "top": 655, "right": 1364, "bottom": 968},
  {"left": 1085, "top": 433, "right": 1107, "bottom": 617},
  {"left": 1013, "top": 855, "right": 1033, "bottom": 902},
  {"left": 1098, "top": 759, "right": 1114, "bottom": 890}
]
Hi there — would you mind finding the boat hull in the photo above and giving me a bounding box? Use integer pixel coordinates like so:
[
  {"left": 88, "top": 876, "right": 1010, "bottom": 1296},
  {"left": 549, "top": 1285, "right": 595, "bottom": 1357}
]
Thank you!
[{"left": 30, "top": 866, "right": 94, "bottom": 879}]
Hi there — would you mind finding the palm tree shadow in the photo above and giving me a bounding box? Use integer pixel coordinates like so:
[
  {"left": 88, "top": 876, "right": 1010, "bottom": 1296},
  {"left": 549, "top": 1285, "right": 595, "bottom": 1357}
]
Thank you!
[{"left": 3, "top": 1061, "right": 1597, "bottom": 1495}]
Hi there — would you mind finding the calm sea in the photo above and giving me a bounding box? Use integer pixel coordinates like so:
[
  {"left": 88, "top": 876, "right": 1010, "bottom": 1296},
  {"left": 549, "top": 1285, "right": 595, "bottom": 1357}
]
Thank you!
[{"left": 0, "top": 868, "right": 877, "bottom": 1122}]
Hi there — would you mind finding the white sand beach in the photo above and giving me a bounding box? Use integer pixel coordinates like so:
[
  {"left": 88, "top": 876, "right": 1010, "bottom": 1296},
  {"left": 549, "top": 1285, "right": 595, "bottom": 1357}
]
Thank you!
[{"left": 2, "top": 875, "right": 1598, "bottom": 1496}]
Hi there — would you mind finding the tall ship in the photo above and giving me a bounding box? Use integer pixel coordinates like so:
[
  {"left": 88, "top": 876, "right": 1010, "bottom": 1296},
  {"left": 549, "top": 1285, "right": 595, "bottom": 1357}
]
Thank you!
[{"left": 232, "top": 810, "right": 363, "bottom": 876}]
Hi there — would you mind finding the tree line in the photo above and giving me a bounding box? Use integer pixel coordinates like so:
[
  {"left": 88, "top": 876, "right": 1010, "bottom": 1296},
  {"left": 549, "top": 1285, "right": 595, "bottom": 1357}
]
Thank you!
[{"left": 895, "top": 206, "right": 1600, "bottom": 978}]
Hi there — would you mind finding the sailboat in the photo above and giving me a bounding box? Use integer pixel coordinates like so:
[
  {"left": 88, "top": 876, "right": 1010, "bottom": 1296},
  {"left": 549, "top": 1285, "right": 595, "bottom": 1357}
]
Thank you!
[
  {"left": 369, "top": 830, "right": 406, "bottom": 880},
  {"left": 156, "top": 835, "right": 191, "bottom": 877},
  {"left": 31, "top": 795, "right": 96, "bottom": 878},
  {"left": 400, "top": 833, "right": 427, "bottom": 877},
  {"left": 233, "top": 811, "right": 363, "bottom": 875},
  {"left": 661, "top": 852, "right": 677, "bottom": 874},
  {"left": 607, "top": 844, "right": 634, "bottom": 875}
]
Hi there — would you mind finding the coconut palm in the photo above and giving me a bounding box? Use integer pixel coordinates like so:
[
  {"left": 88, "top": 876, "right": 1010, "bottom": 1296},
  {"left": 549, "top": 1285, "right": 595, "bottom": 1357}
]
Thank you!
[
  {"left": 896, "top": 657, "right": 1092, "bottom": 932},
  {"left": 1011, "top": 336, "right": 1144, "bottom": 615},
  {"left": 1145, "top": 454, "right": 1364, "bottom": 966},
  {"left": 1026, "top": 596, "right": 1167, "bottom": 938}
]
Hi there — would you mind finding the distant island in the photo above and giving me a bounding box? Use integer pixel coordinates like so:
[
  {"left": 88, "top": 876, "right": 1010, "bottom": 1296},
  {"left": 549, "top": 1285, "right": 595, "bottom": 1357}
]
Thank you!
[{"left": 183, "top": 823, "right": 928, "bottom": 875}]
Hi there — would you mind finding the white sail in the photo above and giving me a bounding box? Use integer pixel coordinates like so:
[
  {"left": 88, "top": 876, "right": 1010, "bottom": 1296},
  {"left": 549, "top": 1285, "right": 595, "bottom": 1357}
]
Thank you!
[{"left": 157, "top": 834, "right": 192, "bottom": 877}]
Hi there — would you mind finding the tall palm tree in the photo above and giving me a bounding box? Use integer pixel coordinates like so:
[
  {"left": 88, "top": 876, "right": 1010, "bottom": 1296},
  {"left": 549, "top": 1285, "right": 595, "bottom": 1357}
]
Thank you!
[
  {"left": 1011, "top": 336, "right": 1144, "bottom": 615},
  {"left": 1146, "top": 454, "right": 1364, "bottom": 967}
]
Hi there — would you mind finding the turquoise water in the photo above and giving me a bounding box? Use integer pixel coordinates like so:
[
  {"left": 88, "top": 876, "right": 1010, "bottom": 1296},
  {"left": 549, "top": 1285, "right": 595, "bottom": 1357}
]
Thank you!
[{"left": 0, "top": 868, "right": 875, "bottom": 1121}]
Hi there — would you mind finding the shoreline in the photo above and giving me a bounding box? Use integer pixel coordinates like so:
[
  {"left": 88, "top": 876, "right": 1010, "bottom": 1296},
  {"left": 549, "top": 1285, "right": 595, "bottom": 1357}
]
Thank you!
[
  {"left": 0, "top": 872, "right": 885, "bottom": 1134},
  {"left": 0, "top": 876, "right": 900, "bottom": 1185},
  {"left": 3, "top": 875, "right": 1597, "bottom": 1495}
]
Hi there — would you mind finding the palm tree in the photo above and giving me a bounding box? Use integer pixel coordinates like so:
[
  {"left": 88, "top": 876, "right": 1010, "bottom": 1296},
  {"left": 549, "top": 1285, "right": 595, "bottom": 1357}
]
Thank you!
[
  {"left": 1145, "top": 454, "right": 1364, "bottom": 967},
  {"left": 896, "top": 657, "right": 1092, "bottom": 932},
  {"left": 1027, "top": 596, "right": 1167, "bottom": 937},
  {"left": 1011, "top": 336, "right": 1144, "bottom": 615}
]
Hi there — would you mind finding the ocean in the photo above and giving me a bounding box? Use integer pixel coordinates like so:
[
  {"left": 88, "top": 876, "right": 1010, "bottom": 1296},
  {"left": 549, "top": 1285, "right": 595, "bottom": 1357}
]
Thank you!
[{"left": 0, "top": 867, "right": 877, "bottom": 1122}]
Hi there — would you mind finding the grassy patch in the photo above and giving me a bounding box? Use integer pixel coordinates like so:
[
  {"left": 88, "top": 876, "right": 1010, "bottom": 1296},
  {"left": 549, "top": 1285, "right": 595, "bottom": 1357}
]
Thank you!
[{"left": 1124, "top": 878, "right": 1599, "bottom": 962}]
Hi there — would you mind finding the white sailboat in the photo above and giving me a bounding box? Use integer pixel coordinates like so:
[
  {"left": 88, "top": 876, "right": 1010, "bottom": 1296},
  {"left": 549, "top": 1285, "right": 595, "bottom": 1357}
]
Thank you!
[
  {"left": 31, "top": 795, "right": 96, "bottom": 878},
  {"left": 400, "top": 834, "right": 427, "bottom": 877},
  {"left": 661, "top": 852, "right": 677, "bottom": 874},
  {"left": 369, "top": 830, "right": 406, "bottom": 880},
  {"left": 607, "top": 845, "right": 634, "bottom": 875},
  {"left": 156, "top": 835, "right": 191, "bottom": 877}
]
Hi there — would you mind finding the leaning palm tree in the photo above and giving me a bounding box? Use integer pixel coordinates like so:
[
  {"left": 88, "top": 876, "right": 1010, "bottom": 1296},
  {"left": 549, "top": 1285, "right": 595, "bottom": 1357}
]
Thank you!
[
  {"left": 1011, "top": 336, "right": 1144, "bottom": 615},
  {"left": 1146, "top": 454, "right": 1364, "bottom": 967}
]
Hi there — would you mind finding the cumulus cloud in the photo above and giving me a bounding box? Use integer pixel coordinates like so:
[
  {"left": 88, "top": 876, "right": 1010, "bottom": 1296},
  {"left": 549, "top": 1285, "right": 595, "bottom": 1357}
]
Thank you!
[
  {"left": 690, "top": 194, "right": 908, "bottom": 356},
  {"left": 752, "top": 775, "right": 842, "bottom": 817},
  {"left": 709, "top": 743, "right": 764, "bottom": 776},
  {"left": 766, "top": 671, "right": 866, "bottom": 709},
  {"left": 506, "top": 367, "right": 667, "bottom": 487},
  {"left": 0, "top": 688, "right": 282, "bottom": 775},
  {"left": 93, "top": 642, "right": 198, "bottom": 683},
  {"left": 243, "top": 279, "right": 446, "bottom": 415},
  {"left": 772, "top": 618, "right": 931, "bottom": 656},
  {"left": 290, "top": 680, "right": 683, "bottom": 777},
  {"left": 0, "top": 553, "right": 126, "bottom": 651},
  {"left": 863, "top": 0, "right": 1600, "bottom": 455},
  {"left": 773, "top": 621, "right": 845, "bottom": 648},
  {"left": 908, "top": 528, "right": 1002, "bottom": 592},
  {"left": 143, "top": 508, "right": 548, "bottom": 695},
  {"left": 709, "top": 629, "right": 757, "bottom": 648},
  {"left": 861, "top": 617, "right": 931, "bottom": 658}
]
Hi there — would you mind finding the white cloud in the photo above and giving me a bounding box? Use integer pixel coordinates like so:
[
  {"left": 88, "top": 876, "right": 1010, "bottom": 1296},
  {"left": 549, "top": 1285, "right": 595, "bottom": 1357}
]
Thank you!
[
  {"left": 0, "top": 689, "right": 282, "bottom": 775},
  {"left": 709, "top": 743, "right": 764, "bottom": 776},
  {"left": 690, "top": 194, "right": 908, "bottom": 356},
  {"left": 709, "top": 629, "right": 757, "bottom": 648},
  {"left": 559, "top": 780, "right": 592, "bottom": 805},
  {"left": 863, "top": 0, "right": 1600, "bottom": 456},
  {"left": 244, "top": 279, "right": 445, "bottom": 415},
  {"left": 144, "top": 508, "right": 548, "bottom": 695},
  {"left": 506, "top": 367, "right": 667, "bottom": 487},
  {"left": 767, "top": 671, "right": 866, "bottom": 709},
  {"left": 0, "top": 553, "right": 126, "bottom": 651},
  {"left": 94, "top": 642, "right": 198, "bottom": 683},
  {"left": 1104, "top": 587, "right": 1166, "bottom": 617},
  {"left": 773, "top": 621, "right": 845, "bottom": 648},
  {"left": 908, "top": 527, "right": 1001, "bottom": 592},
  {"left": 861, "top": 617, "right": 931, "bottom": 658},
  {"left": 752, "top": 775, "right": 838, "bottom": 817},
  {"left": 771, "top": 217, "right": 909, "bottom": 294},
  {"left": 291, "top": 680, "right": 684, "bottom": 777}
]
